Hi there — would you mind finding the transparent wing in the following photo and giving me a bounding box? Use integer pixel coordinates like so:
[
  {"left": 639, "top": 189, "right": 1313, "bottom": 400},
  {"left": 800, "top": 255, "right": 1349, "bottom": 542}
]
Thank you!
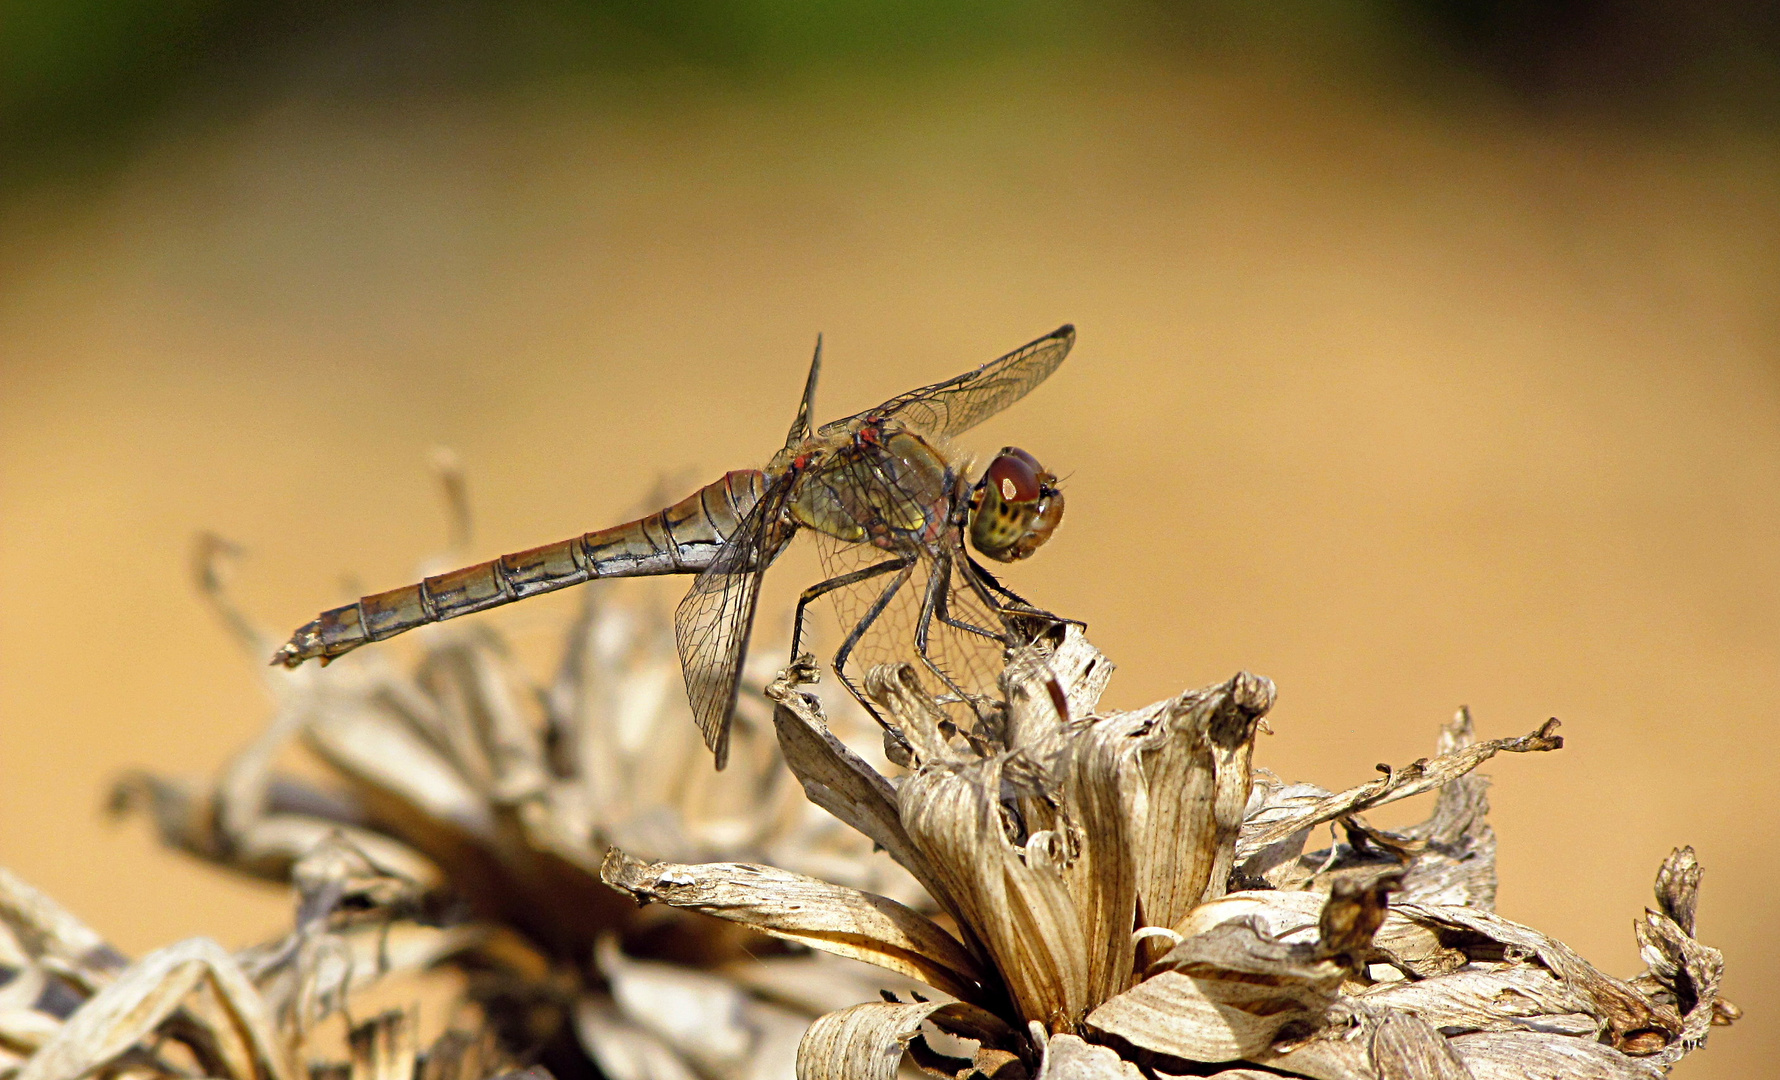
[
  {"left": 674, "top": 483, "right": 788, "bottom": 770},
  {"left": 819, "top": 324, "right": 1074, "bottom": 441}
]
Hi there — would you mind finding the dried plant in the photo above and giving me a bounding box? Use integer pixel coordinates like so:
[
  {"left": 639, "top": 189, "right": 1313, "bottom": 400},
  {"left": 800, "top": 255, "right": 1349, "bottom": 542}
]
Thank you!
[
  {"left": 600, "top": 629, "right": 1737, "bottom": 1078},
  {"left": 102, "top": 465, "right": 924, "bottom": 1080},
  {"left": 0, "top": 838, "right": 502, "bottom": 1080}
]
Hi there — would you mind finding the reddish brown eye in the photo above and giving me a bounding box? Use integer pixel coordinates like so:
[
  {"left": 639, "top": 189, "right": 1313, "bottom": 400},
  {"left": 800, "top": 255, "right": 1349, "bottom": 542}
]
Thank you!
[{"left": 986, "top": 451, "right": 1041, "bottom": 503}]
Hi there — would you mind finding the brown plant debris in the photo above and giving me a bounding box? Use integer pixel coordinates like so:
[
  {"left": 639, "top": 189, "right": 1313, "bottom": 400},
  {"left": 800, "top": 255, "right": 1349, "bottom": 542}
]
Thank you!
[
  {"left": 602, "top": 626, "right": 1733, "bottom": 1079},
  {"left": 0, "top": 846, "right": 493, "bottom": 1080},
  {"left": 100, "top": 480, "right": 926, "bottom": 1080}
]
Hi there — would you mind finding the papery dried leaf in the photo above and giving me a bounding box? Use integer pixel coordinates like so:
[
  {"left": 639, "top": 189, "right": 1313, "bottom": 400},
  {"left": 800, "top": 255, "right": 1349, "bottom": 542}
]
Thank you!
[
  {"left": 0, "top": 1008, "right": 62, "bottom": 1056},
  {"left": 1390, "top": 905, "right": 1678, "bottom": 1052},
  {"left": 1447, "top": 1031, "right": 1662, "bottom": 1079},
  {"left": 303, "top": 706, "right": 498, "bottom": 845},
  {"left": 1139, "top": 673, "right": 1274, "bottom": 938},
  {"left": 1179, "top": 888, "right": 1472, "bottom": 981},
  {"left": 111, "top": 769, "right": 443, "bottom": 891},
  {"left": 600, "top": 852, "right": 985, "bottom": 1002},
  {"left": 573, "top": 997, "right": 701, "bottom": 1080},
  {"left": 1039, "top": 628, "right": 1115, "bottom": 722},
  {"left": 1630, "top": 848, "right": 1726, "bottom": 1069},
  {"left": 1235, "top": 720, "right": 1562, "bottom": 864},
  {"left": 596, "top": 942, "right": 755, "bottom": 1076},
  {"left": 348, "top": 1010, "right": 418, "bottom": 1080},
  {"left": 898, "top": 760, "right": 1087, "bottom": 1030},
  {"left": 215, "top": 706, "right": 331, "bottom": 848},
  {"left": 1357, "top": 965, "right": 1600, "bottom": 1037},
  {"left": 414, "top": 639, "right": 551, "bottom": 805},
  {"left": 987, "top": 629, "right": 1113, "bottom": 760},
  {"left": 308, "top": 705, "right": 635, "bottom": 962},
  {"left": 718, "top": 956, "right": 928, "bottom": 1020},
  {"left": 766, "top": 680, "right": 962, "bottom": 930},
  {"left": 1087, "top": 918, "right": 1346, "bottom": 1062},
  {"left": 1242, "top": 1001, "right": 1475, "bottom": 1080},
  {"left": 796, "top": 1001, "right": 1017, "bottom": 1080},
  {"left": 0, "top": 871, "right": 126, "bottom": 993},
  {"left": 1365, "top": 1011, "right": 1472, "bottom": 1080},
  {"left": 863, "top": 666, "right": 967, "bottom": 766},
  {"left": 730, "top": 999, "right": 813, "bottom": 1080},
  {"left": 1390, "top": 709, "right": 1497, "bottom": 909},
  {"left": 1034, "top": 1034, "right": 1134, "bottom": 1080},
  {"left": 1051, "top": 704, "right": 1156, "bottom": 1005},
  {"left": 996, "top": 650, "right": 1067, "bottom": 758},
  {"left": 415, "top": 1025, "right": 510, "bottom": 1080},
  {"left": 1235, "top": 771, "right": 1332, "bottom": 890},
  {"left": 1177, "top": 889, "right": 1326, "bottom": 944},
  {"left": 17, "top": 938, "right": 288, "bottom": 1080}
]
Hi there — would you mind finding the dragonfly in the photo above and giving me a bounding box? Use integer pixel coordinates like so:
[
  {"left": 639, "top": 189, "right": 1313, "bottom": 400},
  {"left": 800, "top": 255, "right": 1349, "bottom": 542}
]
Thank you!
[{"left": 275, "top": 325, "right": 1075, "bottom": 767}]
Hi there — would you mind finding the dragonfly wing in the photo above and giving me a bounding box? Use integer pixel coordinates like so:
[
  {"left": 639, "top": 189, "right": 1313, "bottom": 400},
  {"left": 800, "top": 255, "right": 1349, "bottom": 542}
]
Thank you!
[
  {"left": 819, "top": 324, "right": 1074, "bottom": 441},
  {"left": 674, "top": 484, "right": 786, "bottom": 769}
]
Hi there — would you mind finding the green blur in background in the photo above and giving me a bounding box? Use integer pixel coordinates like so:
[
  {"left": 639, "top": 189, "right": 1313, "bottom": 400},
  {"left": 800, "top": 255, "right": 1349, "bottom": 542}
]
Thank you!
[{"left": 4, "top": 0, "right": 1779, "bottom": 186}]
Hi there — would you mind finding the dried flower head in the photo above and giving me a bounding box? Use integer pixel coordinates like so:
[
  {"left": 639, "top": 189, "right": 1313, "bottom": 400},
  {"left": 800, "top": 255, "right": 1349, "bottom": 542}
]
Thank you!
[{"left": 601, "top": 628, "right": 1735, "bottom": 1079}]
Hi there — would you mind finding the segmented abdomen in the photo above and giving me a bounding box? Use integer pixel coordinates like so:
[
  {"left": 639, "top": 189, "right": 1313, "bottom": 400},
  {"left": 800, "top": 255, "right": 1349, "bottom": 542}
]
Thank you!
[{"left": 273, "top": 470, "right": 766, "bottom": 667}]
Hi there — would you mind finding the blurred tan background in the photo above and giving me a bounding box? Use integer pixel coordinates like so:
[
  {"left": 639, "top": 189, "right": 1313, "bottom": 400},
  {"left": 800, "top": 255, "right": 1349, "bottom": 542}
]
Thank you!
[{"left": 1, "top": 3, "right": 1776, "bottom": 1076}]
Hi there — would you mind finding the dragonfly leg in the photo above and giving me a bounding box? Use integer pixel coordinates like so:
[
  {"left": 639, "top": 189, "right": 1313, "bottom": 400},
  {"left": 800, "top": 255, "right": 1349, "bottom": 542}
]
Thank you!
[
  {"left": 964, "top": 552, "right": 1087, "bottom": 630},
  {"left": 829, "top": 556, "right": 918, "bottom": 718},
  {"left": 790, "top": 557, "right": 909, "bottom": 665},
  {"left": 925, "top": 556, "right": 1004, "bottom": 646},
  {"left": 911, "top": 551, "right": 998, "bottom": 711}
]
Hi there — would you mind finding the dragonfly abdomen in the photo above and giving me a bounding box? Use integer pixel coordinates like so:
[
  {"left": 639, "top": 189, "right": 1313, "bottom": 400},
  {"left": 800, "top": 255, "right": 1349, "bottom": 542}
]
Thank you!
[{"left": 273, "top": 470, "right": 766, "bottom": 667}]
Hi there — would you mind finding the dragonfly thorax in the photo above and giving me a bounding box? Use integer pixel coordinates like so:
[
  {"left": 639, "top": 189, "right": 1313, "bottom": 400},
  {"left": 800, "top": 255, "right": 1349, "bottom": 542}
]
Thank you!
[
  {"left": 785, "top": 426, "right": 955, "bottom": 550},
  {"left": 968, "top": 447, "right": 1064, "bottom": 562}
]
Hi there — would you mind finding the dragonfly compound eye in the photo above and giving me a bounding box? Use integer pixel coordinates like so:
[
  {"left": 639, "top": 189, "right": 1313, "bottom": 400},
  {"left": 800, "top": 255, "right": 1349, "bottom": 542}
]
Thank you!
[
  {"left": 985, "top": 449, "right": 1042, "bottom": 503},
  {"left": 970, "top": 448, "right": 1064, "bottom": 562}
]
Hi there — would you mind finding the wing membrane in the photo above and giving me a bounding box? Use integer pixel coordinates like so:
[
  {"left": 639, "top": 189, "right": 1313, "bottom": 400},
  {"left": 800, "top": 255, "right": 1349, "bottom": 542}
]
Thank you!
[
  {"left": 674, "top": 484, "right": 788, "bottom": 769},
  {"left": 819, "top": 324, "right": 1074, "bottom": 441}
]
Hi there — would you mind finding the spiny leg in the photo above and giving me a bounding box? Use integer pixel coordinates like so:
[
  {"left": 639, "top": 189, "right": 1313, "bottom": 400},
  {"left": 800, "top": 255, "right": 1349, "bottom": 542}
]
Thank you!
[
  {"left": 910, "top": 550, "right": 989, "bottom": 707},
  {"left": 928, "top": 553, "right": 1005, "bottom": 645},
  {"left": 963, "top": 552, "right": 1085, "bottom": 632},
  {"left": 964, "top": 552, "right": 1044, "bottom": 612},
  {"left": 830, "top": 556, "right": 917, "bottom": 718},
  {"left": 790, "top": 556, "right": 908, "bottom": 664}
]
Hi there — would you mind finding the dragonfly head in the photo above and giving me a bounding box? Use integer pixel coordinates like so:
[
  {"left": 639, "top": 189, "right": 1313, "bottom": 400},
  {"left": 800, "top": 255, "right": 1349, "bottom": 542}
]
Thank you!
[{"left": 969, "top": 447, "right": 1064, "bottom": 563}]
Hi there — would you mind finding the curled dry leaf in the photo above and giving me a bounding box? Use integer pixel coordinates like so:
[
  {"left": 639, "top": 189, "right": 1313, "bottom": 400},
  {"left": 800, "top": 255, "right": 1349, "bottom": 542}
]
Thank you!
[
  {"left": 797, "top": 1001, "right": 1018, "bottom": 1080},
  {"left": 600, "top": 852, "right": 985, "bottom": 1002},
  {"left": 0, "top": 852, "right": 477, "bottom": 1080}
]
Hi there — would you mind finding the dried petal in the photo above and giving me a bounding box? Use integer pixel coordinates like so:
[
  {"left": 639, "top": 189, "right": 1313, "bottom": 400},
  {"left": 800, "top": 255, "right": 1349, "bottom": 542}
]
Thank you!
[
  {"left": 17, "top": 938, "right": 288, "bottom": 1080},
  {"left": 795, "top": 1001, "right": 1017, "bottom": 1080},
  {"left": 1139, "top": 672, "right": 1274, "bottom": 935},
  {"left": 1390, "top": 905, "right": 1678, "bottom": 1052},
  {"left": 1235, "top": 720, "right": 1562, "bottom": 864},
  {"left": 899, "top": 760, "right": 1088, "bottom": 1030},
  {"left": 1449, "top": 1031, "right": 1662, "bottom": 1079},
  {"left": 1036, "top": 1034, "right": 1136, "bottom": 1080},
  {"left": 600, "top": 852, "right": 986, "bottom": 1003},
  {"left": 572, "top": 997, "right": 701, "bottom": 1080},
  {"left": 1357, "top": 966, "right": 1601, "bottom": 1038}
]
